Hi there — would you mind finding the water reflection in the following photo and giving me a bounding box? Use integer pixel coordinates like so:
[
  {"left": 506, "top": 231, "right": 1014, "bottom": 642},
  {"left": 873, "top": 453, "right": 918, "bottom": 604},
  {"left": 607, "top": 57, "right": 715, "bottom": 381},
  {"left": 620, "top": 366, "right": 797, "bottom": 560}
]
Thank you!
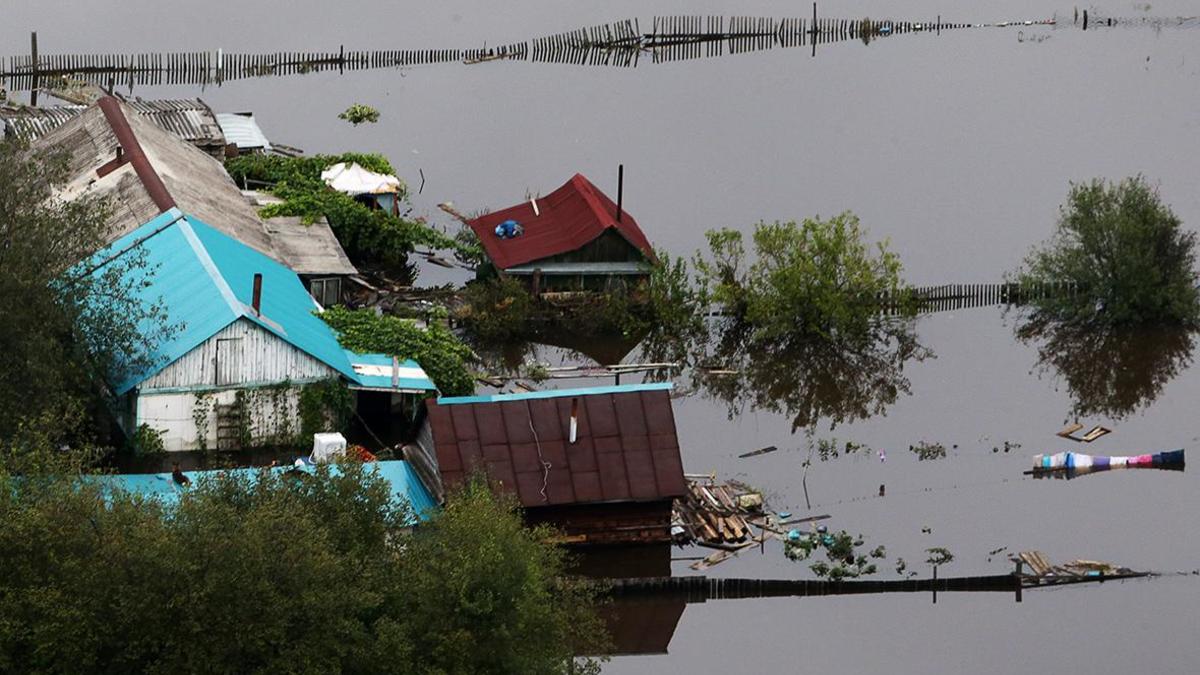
[
  {"left": 681, "top": 318, "right": 932, "bottom": 432},
  {"left": 1015, "top": 316, "right": 1196, "bottom": 419}
]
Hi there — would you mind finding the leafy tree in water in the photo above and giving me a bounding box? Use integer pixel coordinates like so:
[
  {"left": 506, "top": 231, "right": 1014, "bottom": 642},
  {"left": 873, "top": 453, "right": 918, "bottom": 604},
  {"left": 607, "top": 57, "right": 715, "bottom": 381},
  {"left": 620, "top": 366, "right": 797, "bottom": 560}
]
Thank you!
[
  {"left": 0, "top": 140, "right": 174, "bottom": 460},
  {"left": 1015, "top": 176, "right": 1200, "bottom": 326},
  {"left": 338, "top": 103, "right": 381, "bottom": 126},
  {"left": 696, "top": 213, "right": 916, "bottom": 342},
  {"left": 319, "top": 305, "right": 476, "bottom": 395},
  {"left": 0, "top": 462, "right": 604, "bottom": 673}
]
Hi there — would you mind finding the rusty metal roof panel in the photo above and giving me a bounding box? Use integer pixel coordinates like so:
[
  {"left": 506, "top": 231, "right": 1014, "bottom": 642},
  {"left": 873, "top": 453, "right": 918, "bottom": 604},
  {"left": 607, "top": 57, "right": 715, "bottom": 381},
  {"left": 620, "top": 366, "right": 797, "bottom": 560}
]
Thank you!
[{"left": 426, "top": 384, "right": 685, "bottom": 508}]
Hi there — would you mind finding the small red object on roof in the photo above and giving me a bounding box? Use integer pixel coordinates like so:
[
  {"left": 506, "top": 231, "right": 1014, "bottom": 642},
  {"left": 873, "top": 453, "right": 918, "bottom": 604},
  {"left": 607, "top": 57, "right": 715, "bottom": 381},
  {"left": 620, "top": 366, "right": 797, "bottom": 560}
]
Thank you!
[{"left": 467, "top": 173, "right": 658, "bottom": 270}]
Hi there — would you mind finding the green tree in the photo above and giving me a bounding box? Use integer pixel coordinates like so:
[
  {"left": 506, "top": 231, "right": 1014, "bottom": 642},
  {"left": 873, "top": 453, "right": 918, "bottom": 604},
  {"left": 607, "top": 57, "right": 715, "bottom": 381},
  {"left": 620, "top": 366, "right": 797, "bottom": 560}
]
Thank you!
[
  {"left": 0, "top": 463, "right": 604, "bottom": 673},
  {"left": 0, "top": 140, "right": 173, "bottom": 460},
  {"left": 319, "top": 306, "right": 476, "bottom": 396},
  {"left": 1015, "top": 176, "right": 1199, "bottom": 326},
  {"left": 696, "top": 213, "right": 914, "bottom": 343}
]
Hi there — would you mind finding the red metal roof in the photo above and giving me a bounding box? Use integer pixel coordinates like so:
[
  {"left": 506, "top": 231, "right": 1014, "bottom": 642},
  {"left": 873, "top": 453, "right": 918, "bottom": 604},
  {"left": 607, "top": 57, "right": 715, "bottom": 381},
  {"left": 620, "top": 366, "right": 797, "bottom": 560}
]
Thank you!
[
  {"left": 466, "top": 173, "right": 658, "bottom": 270},
  {"left": 426, "top": 388, "right": 686, "bottom": 507}
]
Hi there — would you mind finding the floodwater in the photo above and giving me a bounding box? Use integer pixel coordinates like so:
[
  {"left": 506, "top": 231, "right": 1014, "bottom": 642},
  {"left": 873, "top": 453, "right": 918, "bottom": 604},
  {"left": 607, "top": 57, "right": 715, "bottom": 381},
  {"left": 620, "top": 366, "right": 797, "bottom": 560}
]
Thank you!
[{"left": 5, "top": 1, "right": 1200, "bottom": 672}]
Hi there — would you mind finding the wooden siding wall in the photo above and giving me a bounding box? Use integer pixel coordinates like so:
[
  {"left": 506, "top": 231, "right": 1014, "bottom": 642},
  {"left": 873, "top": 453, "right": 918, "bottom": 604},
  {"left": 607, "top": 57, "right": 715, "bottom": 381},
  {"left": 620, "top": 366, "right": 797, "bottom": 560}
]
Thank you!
[
  {"left": 139, "top": 318, "right": 337, "bottom": 391},
  {"left": 534, "top": 230, "right": 648, "bottom": 266},
  {"left": 525, "top": 500, "right": 675, "bottom": 544},
  {"left": 403, "top": 419, "right": 445, "bottom": 503}
]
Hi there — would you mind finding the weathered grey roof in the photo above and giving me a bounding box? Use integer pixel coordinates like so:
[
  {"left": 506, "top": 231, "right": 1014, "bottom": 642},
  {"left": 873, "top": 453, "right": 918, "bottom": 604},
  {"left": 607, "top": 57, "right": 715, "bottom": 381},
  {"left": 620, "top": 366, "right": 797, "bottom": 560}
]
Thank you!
[
  {"left": 216, "top": 112, "right": 271, "bottom": 150},
  {"left": 264, "top": 217, "right": 358, "bottom": 276},
  {"left": 32, "top": 101, "right": 353, "bottom": 276},
  {"left": 2, "top": 99, "right": 225, "bottom": 154}
]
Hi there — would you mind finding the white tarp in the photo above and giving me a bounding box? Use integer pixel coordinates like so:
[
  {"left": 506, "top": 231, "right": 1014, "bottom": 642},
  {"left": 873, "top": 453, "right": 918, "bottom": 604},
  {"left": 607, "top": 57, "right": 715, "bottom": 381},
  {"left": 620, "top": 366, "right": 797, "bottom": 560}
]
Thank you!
[
  {"left": 311, "top": 432, "right": 348, "bottom": 463},
  {"left": 320, "top": 162, "right": 402, "bottom": 196}
]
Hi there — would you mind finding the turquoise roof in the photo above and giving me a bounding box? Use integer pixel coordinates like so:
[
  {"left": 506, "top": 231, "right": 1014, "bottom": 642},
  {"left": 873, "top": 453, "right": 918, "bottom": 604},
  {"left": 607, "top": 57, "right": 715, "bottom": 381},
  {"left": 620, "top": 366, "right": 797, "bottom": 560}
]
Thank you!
[
  {"left": 92, "top": 460, "right": 437, "bottom": 522},
  {"left": 90, "top": 208, "right": 416, "bottom": 394},
  {"left": 345, "top": 351, "right": 437, "bottom": 392},
  {"left": 436, "top": 382, "right": 672, "bottom": 405}
]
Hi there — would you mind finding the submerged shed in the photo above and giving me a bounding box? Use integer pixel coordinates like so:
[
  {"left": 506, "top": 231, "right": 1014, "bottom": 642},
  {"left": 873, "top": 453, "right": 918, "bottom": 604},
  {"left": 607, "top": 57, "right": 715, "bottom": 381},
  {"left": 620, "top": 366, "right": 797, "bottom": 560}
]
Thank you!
[
  {"left": 467, "top": 174, "right": 658, "bottom": 293},
  {"left": 406, "top": 383, "right": 687, "bottom": 544}
]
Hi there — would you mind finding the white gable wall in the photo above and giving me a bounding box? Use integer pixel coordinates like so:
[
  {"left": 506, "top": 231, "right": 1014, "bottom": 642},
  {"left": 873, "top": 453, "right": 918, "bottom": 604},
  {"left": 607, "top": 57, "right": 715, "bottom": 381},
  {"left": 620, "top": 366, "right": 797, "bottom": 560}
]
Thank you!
[
  {"left": 134, "top": 318, "right": 343, "bottom": 451},
  {"left": 140, "top": 318, "right": 338, "bottom": 391}
]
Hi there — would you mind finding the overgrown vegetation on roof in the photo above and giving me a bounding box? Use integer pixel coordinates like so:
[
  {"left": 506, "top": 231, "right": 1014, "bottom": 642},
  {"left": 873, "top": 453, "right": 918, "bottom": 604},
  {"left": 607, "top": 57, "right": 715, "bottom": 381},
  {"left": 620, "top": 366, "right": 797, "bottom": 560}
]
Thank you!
[
  {"left": 319, "top": 306, "right": 475, "bottom": 396},
  {"left": 225, "top": 153, "right": 459, "bottom": 269}
]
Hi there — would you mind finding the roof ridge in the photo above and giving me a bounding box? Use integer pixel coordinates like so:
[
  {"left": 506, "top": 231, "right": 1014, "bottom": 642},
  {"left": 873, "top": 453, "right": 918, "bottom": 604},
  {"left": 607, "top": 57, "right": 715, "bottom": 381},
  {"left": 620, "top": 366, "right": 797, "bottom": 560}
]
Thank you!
[{"left": 97, "top": 97, "right": 176, "bottom": 212}]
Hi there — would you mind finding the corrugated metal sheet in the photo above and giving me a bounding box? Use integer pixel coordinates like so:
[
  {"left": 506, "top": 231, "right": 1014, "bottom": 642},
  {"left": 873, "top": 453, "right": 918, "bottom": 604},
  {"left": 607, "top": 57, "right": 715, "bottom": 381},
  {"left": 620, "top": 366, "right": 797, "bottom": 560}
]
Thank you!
[
  {"left": 346, "top": 351, "right": 437, "bottom": 393},
  {"left": 91, "top": 208, "right": 357, "bottom": 394},
  {"left": 425, "top": 384, "right": 687, "bottom": 508},
  {"left": 216, "top": 112, "right": 271, "bottom": 150},
  {"left": 467, "top": 173, "right": 658, "bottom": 270},
  {"left": 2, "top": 99, "right": 223, "bottom": 147},
  {"left": 92, "top": 460, "right": 437, "bottom": 522}
]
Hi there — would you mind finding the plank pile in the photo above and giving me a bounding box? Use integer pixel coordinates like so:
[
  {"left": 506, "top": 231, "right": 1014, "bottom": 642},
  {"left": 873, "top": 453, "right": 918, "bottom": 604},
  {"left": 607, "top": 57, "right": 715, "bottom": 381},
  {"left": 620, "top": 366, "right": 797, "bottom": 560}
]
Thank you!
[
  {"left": 1015, "top": 550, "right": 1147, "bottom": 586},
  {"left": 673, "top": 477, "right": 761, "bottom": 549}
]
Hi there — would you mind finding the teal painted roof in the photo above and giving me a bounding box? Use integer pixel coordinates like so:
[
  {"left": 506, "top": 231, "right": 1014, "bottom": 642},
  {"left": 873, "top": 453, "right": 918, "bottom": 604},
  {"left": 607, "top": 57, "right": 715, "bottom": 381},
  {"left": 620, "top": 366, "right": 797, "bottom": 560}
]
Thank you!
[
  {"left": 93, "top": 460, "right": 437, "bottom": 522},
  {"left": 437, "top": 382, "right": 672, "bottom": 405},
  {"left": 92, "top": 208, "right": 357, "bottom": 394},
  {"left": 345, "top": 351, "right": 437, "bottom": 392}
]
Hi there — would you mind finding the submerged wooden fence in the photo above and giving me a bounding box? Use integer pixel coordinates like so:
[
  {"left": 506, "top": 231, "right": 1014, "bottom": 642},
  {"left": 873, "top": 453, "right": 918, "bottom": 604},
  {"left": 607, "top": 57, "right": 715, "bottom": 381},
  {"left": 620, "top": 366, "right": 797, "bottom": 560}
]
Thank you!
[
  {"left": 887, "top": 281, "right": 1079, "bottom": 314},
  {"left": 608, "top": 573, "right": 1022, "bottom": 602},
  {"left": 1, "top": 13, "right": 973, "bottom": 91}
]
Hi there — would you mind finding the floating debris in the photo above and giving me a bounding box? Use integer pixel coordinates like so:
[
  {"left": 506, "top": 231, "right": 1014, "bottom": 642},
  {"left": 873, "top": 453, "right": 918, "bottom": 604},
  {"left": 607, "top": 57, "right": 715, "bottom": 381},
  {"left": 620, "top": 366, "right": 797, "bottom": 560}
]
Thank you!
[
  {"left": 1015, "top": 550, "right": 1151, "bottom": 586},
  {"left": 1056, "top": 423, "right": 1113, "bottom": 443},
  {"left": 738, "top": 445, "right": 779, "bottom": 458},
  {"left": 1027, "top": 449, "right": 1185, "bottom": 478}
]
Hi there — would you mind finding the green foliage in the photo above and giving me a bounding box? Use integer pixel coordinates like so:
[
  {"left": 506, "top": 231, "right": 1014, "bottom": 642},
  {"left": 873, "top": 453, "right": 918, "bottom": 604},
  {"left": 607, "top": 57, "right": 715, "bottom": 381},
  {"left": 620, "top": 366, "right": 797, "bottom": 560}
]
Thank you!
[
  {"left": 129, "top": 424, "right": 165, "bottom": 456},
  {"left": 459, "top": 276, "right": 536, "bottom": 341},
  {"left": 191, "top": 392, "right": 213, "bottom": 452},
  {"left": 393, "top": 477, "right": 607, "bottom": 673},
  {"left": 299, "top": 378, "right": 355, "bottom": 437},
  {"left": 910, "top": 441, "right": 947, "bottom": 461},
  {"left": 225, "top": 153, "right": 458, "bottom": 268},
  {"left": 784, "top": 529, "right": 883, "bottom": 579},
  {"left": 696, "top": 213, "right": 914, "bottom": 342},
  {"left": 925, "top": 547, "right": 955, "bottom": 567},
  {"left": 0, "top": 465, "right": 603, "bottom": 673},
  {"left": 0, "top": 139, "right": 176, "bottom": 456},
  {"left": 320, "top": 306, "right": 475, "bottom": 396},
  {"left": 338, "top": 103, "right": 381, "bottom": 126},
  {"left": 1015, "top": 176, "right": 1200, "bottom": 326}
]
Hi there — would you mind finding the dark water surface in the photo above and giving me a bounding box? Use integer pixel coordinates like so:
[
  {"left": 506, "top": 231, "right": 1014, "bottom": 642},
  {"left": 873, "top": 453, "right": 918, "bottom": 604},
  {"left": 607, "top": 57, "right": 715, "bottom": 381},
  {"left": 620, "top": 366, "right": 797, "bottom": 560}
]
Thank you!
[{"left": 5, "top": 2, "right": 1200, "bottom": 672}]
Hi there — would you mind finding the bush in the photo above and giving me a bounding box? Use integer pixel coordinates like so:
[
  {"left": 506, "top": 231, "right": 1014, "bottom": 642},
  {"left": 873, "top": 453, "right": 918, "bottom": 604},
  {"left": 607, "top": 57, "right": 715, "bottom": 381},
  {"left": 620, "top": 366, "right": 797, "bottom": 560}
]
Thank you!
[
  {"left": 338, "top": 104, "right": 381, "bottom": 126},
  {"left": 696, "top": 213, "right": 914, "bottom": 342},
  {"left": 458, "top": 276, "right": 535, "bottom": 341},
  {"left": 0, "top": 465, "right": 603, "bottom": 673},
  {"left": 225, "top": 153, "right": 458, "bottom": 268},
  {"left": 319, "top": 306, "right": 476, "bottom": 396},
  {"left": 1015, "top": 176, "right": 1199, "bottom": 326}
]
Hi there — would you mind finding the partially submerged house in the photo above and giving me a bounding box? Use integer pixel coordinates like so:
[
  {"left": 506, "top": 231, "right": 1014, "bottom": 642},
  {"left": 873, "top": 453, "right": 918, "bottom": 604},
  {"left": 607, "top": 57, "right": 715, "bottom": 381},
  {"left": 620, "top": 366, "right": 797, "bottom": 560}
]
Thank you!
[
  {"left": 467, "top": 174, "right": 658, "bottom": 293},
  {"left": 405, "top": 383, "right": 688, "bottom": 544},
  {"left": 3, "top": 98, "right": 228, "bottom": 158},
  {"left": 31, "top": 98, "right": 357, "bottom": 305},
  {"left": 215, "top": 112, "right": 272, "bottom": 155},
  {"left": 95, "top": 208, "right": 437, "bottom": 452}
]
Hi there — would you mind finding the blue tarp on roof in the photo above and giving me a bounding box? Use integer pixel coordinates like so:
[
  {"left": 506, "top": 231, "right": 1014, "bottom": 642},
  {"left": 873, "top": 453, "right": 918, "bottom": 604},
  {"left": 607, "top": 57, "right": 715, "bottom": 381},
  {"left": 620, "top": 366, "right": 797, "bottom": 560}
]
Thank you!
[
  {"left": 436, "top": 382, "right": 673, "bottom": 405},
  {"left": 91, "top": 208, "right": 416, "bottom": 394},
  {"left": 92, "top": 460, "right": 437, "bottom": 522}
]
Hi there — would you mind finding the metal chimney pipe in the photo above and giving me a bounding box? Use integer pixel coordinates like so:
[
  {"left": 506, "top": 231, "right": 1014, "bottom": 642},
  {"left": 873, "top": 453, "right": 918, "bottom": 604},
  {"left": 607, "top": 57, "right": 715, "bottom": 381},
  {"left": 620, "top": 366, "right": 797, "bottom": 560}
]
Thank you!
[
  {"left": 251, "top": 273, "right": 263, "bottom": 314},
  {"left": 616, "top": 164, "right": 624, "bottom": 222},
  {"left": 569, "top": 398, "right": 579, "bottom": 444}
]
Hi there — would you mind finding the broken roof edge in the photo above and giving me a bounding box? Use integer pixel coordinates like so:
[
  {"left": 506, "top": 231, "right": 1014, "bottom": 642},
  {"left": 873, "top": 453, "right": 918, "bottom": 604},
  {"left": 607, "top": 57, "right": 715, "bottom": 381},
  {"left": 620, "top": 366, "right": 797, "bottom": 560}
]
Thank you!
[
  {"left": 344, "top": 350, "right": 438, "bottom": 393},
  {"left": 434, "top": 382, "right": 672, "bottom": 406}
]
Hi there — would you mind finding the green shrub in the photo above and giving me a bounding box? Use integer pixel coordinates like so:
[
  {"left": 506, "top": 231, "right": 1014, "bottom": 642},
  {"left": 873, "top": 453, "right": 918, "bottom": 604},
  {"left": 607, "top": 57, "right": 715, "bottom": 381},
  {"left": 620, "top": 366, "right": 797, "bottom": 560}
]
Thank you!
[
  {"left": 338, "top": 104, "right": 381, "bottom": 126},
  {"left": 696, "top": 213, "right": 914, "bottom": 342},
  {"left": 458, "top": 276, "right": 535, "bottom": 341},
  {"left": 1015, "top": 176, "right": 1199, "bottom": 326}
]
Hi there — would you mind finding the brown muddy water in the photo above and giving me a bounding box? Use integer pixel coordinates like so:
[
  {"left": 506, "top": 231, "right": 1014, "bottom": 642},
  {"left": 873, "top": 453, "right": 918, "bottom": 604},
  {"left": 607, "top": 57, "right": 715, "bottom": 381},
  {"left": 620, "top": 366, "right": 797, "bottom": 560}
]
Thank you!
[{"left": 5, "top": 1, "right": 1200, "bottom": 672}]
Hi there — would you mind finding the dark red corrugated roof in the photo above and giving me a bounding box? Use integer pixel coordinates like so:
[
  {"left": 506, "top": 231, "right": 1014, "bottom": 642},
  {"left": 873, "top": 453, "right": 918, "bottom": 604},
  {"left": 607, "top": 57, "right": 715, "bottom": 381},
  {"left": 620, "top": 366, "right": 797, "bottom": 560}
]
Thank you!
[
  {"left": 426, "top": 388, "right": 686, "bottom": 507},
  {"left": 467, "top": 173, "right": 658, "bottom": 270}
]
